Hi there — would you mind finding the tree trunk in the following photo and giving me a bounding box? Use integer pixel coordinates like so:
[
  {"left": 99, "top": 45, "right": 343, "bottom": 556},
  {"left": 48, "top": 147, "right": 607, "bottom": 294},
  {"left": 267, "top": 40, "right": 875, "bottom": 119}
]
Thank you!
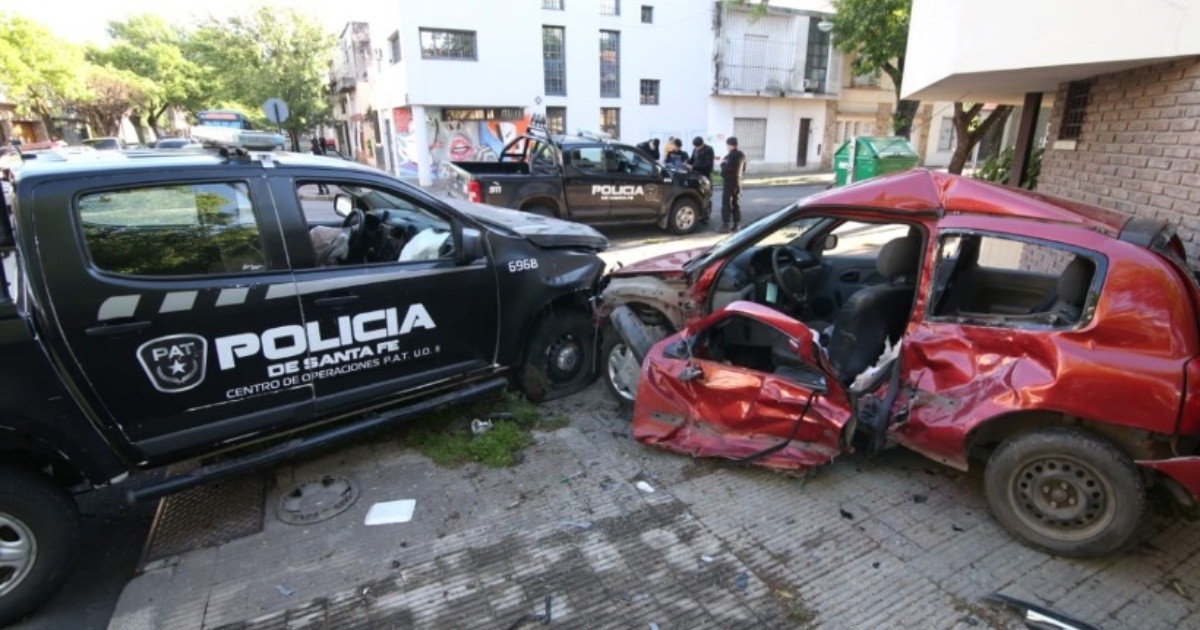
[
  {"left": 947, "top": 142, "right": 975, "bottom": 174},
  {"left": 893, "top": 99, "right": 921, "bottom": 139},
  {"left": 129, "top": 112, "right": 148, "bottom": 145},
  {"left": 947, "top": 103, "right": 1014, "bottom": 175}
]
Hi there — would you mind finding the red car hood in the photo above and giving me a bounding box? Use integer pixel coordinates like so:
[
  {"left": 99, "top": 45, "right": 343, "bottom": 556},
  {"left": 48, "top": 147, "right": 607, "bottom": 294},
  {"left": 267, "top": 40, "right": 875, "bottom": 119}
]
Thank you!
[{"left": 608, "top": 246, "right": 710, "bottom": 278}]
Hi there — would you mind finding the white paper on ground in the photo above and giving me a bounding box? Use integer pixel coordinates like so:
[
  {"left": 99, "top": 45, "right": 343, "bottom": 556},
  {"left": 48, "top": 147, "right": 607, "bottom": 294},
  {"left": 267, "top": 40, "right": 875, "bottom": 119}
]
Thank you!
[{"left": 364, "top": 499, "right": 417, "bottom": 525}]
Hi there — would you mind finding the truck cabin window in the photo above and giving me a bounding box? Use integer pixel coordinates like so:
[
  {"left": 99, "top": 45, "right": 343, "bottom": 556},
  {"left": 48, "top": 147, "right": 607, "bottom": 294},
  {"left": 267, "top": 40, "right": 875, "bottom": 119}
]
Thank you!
[
  {"left": 297, "top": 182, "right": 456, "bottom": 266},
  {"left": 77, "top": 183, "right": 268, "bottom": 276}
]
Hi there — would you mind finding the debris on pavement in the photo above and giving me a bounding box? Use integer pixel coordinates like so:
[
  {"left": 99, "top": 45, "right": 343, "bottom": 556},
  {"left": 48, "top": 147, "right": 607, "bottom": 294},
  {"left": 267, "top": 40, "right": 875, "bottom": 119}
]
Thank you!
[
  {"left": 364, "top": 499, "right": 417, "bottom": 526},
  {"left": 274, "top": 584, "right": 294, "bottom": 597},
  {"left": 649, "top": 623, "right": 661, "bottom": 630},
  {"left": 733, "top": 571, "right": 749, "bottom": 592},
  {"left": 471, "top": 418, "right": 494, "bottom": 435},
  {"left": 635, "top": 481, "right": 656, "bottom": 493},
  {"left": 505, "top": 594, "right": 553, "bottom": 629},
  {"left": 984, "top": 593, "right": 1100, "bottom": 630},
  {"left": 912, "top": 494, "right": 928, "bottom": 504},
  {"left": 559, "top": 520, "right": 593, "bottom": 530},
  {"left": 839, "top": 508, "right": 854, "bottom": 520},
  {"left": 1168, "top": 577, "right": 1189, "bottom": 599},
  {"left": 700, "top": 555, "right": 715, "bottom": 563}
]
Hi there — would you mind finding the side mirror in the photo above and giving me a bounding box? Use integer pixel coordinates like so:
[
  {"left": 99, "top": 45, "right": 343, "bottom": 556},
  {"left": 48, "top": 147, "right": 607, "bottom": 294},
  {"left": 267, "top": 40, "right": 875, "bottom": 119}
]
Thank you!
[
  {"left": 459, "top": 227, "right": 484, "bottom": 264},
  {"left": 333, "top": 194, "right": 353, "bottom": 217},
  {"left": 822, "top": 234, "right": 839, "bottom": 251}
]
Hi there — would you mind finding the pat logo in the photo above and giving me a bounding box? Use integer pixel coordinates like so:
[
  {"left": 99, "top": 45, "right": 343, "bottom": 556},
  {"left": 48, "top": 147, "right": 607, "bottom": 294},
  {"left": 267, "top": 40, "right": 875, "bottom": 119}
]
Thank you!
[{"left": 137, "top": 334, "right": 207, "bottom": 393}]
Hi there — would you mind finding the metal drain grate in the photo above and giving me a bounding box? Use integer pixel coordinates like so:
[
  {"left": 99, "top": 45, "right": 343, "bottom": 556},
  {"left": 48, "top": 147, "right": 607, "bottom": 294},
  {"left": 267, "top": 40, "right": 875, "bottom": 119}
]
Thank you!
[
  {"left": 141, "top": 471, "right": 267, "bottom": 564},
  {"left": 276, "top": 475, "right": 359, "bottom": 525}
]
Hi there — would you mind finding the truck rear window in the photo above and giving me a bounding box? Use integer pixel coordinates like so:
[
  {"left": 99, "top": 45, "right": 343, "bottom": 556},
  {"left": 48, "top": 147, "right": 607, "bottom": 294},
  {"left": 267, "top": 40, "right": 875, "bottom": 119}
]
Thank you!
[{"left": 77, "top": 183, "right": 269, "bottom": 276}]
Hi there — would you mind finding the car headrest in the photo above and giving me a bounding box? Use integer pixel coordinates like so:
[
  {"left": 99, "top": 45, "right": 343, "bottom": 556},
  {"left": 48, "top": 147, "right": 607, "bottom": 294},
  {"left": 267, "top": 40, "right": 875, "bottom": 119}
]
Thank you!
[
  {"left": 876, "top": 236, "right": 922, "bottom": 281},
  {"left": 1058, "top": 258, "right": 1093, "bottom": 307}
]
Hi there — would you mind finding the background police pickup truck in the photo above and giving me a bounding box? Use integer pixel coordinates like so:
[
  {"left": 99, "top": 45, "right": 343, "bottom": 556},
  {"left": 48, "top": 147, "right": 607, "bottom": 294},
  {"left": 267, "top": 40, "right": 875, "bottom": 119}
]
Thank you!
[
  {"left": 443, "top": 129, "right": 712, "bottom": 234},
  {"left": 0, "top": 149, "right": 607, "bottom": 624}
]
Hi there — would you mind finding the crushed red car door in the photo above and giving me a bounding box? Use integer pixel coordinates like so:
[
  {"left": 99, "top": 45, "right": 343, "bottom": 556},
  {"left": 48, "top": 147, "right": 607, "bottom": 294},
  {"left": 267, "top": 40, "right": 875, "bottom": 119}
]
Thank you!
[{"left": 631, "top": 301, "right": 854, "bottom": 471}]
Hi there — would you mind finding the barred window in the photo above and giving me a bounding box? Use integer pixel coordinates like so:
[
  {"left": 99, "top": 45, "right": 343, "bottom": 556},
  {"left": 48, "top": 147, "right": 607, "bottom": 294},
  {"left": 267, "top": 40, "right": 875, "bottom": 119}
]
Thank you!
[
  {"left": 600, "top": 108, "right": 620, "bottom": 139},
  {"left": 733, "top": 117, "right": 767, "bottom": 160},
  {"left": 543, "top": 26, "right": 566, "bottom": 96},
  {"left": 600, "top": 0, "right": 619, "bottom": 15},
  {"left": 546, "top": 107, "right": 567, "bottom": 135},
  {"left": 641, "top": 5, "right": 653, "bottom": 23},
  {"left": 600, "top": 30, "right": 620, "bottom": 98},
  {"left": 1059, "top": 80, "right": 1091, "bottom": 140},
  {"left": 419, "top": 28, "right": 477, "bottom": 60},
  {"left": 543, "top": 0, "right": 564, "bottom": 9},
  {"left": 804, "top": 18, "right": 830, "bottom": 92},
  {"left": 387, "top": 31, "right": 400, "bottom": 64},
  {"left": 640, "top": 79, "right": 659, "bottom": 105}
]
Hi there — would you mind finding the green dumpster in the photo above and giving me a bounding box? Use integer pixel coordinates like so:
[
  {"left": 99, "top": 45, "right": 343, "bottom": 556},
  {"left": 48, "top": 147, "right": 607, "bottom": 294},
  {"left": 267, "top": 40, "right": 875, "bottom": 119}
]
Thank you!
[{"left": 833, "top": 136, "right": 920, "bottom": 187}]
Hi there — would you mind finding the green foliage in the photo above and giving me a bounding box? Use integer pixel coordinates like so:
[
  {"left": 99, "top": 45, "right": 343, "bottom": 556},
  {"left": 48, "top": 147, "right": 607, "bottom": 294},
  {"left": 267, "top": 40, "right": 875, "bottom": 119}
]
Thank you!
[
  {"left": 830, "top": 0, "right": 911, "bottom": 95},
  {"left": 190, "top": 7, "right": 334, "bottom": 148},
  {"left": 403, "top": 392, "right": 567, "bottom": 468},
  {"left": 0, "top": 12, "right": 87, "bottom": 125},
  {"left": 972, "top": 148, "right": 1044, "bottom": 189}
]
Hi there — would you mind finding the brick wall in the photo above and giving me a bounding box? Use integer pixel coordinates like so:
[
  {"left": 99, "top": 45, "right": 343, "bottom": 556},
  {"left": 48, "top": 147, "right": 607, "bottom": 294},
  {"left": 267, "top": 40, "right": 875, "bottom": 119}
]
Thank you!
[{"left": 1037, "top": 57, "right": 1200, "bottom": 264}]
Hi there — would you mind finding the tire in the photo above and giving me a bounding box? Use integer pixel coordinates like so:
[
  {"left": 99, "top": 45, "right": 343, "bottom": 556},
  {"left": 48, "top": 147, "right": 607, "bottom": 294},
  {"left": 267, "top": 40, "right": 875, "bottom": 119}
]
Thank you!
[
  {"left": 519, "top": 308, "right": 596, "bottom": 402},
  {"left": 602, "top": 325, "right": 639, "bottom": 408},
  {"left": 0, "top": 465, "right": 81, "bottom": 626},
  {"left": 984, "top": 428, "right": 1145, "bottom": 557},
  {"left": 667, "top": 198, "right": 700, "bottom": 235}
]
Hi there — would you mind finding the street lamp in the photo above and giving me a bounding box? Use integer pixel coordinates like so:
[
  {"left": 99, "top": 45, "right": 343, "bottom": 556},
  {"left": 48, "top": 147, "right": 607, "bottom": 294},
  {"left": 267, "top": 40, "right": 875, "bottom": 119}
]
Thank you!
[{"left": 817, "top": 17, "right": 834, "bottom": 33}]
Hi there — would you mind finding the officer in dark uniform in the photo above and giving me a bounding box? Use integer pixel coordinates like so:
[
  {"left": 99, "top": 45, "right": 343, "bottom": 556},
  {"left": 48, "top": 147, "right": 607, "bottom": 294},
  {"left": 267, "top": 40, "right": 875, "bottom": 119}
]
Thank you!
[
  {"left": 687, "top": 136, "right": 714, "bottom": 179},
  {"left": 719, "top": 137, "right": 746, "bottom": 232}
]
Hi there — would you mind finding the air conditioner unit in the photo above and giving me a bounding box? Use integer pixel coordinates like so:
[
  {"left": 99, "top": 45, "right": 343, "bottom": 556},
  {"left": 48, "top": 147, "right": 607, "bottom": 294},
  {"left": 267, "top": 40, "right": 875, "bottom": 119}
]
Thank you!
[{"left": 802, "top": 79, "right": 819, "bottom": 93}]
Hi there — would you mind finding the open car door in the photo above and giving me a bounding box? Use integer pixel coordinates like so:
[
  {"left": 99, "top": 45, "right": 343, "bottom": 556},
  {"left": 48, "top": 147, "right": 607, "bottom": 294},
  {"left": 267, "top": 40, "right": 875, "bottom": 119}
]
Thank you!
[{"left": 631, "top": 301, "right": 854, "bottom": 471}]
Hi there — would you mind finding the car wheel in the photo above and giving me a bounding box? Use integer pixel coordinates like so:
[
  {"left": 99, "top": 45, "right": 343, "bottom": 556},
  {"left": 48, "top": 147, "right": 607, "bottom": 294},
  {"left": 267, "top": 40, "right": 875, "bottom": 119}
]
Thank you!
[
  {"left": 667, "top": 199, "right": 700, "bottom": 235},
  {"left": 0, "top": 465, "right": 81, "bottom": 626},
  {"left": 519, "top": 308, "right": 596, "bottom": 402},
  {"left": 984, "top": 428, "right": 1145, "bottom": 557},
  {"left": 602, "top": 325, "right": 639, "bottom": 408}
]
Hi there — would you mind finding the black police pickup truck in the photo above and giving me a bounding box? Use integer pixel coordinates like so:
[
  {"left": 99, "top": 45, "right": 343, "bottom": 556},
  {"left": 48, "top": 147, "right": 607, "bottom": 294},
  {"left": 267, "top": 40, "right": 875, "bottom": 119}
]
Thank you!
[
  {"left": 0, "top": 149, "right": 607, "bottom": 623},
  {"left": 445, "top": 129, "right": 712, "bottom": 234}
]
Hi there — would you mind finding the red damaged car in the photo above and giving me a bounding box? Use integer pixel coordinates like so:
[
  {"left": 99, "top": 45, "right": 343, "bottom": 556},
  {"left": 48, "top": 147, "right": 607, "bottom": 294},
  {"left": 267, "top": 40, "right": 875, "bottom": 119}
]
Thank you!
[{"left": 600, "top": 169, "right": 1200, "bottom": 557}]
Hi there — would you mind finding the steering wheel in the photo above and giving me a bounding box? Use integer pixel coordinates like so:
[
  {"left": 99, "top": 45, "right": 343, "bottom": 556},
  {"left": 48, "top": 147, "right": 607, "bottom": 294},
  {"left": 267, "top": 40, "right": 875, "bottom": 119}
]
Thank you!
[
  {"left": 341, "top": 208, "right": 370, "bottom": 263},
  {"left": 771, "top": 245, "right": 810, "bottom": 304}
]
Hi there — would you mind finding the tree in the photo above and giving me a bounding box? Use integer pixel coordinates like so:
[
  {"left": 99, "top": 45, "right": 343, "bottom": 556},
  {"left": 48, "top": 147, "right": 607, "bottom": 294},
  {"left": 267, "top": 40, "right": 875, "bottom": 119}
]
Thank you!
[
  {"left": 947, "top": 103, "right": 1014, "bottom": 175},
  {"left": 829, "top": 0, "right": 918, "bottom": 138},
  {"left": 191, "top": 7, "right": 334, "bottom": 150},
  {"left": 0, "top": 13, "right": 86, "bottom": 137},
  {"left": 87, "top": 15, "right": 207, "bottom": 138},
  {"left": 73, "top": 64, "right": 149, "bottom": 137}
]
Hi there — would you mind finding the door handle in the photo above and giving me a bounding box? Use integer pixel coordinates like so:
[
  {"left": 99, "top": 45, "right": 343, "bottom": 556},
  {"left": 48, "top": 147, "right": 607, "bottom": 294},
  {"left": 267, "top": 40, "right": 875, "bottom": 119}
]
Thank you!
[
  {"left": 314, "top": 294, "right": 360, "bottom": 308},
  {"left": 85, "top": 320, "right": 150, "bottom": 337}
]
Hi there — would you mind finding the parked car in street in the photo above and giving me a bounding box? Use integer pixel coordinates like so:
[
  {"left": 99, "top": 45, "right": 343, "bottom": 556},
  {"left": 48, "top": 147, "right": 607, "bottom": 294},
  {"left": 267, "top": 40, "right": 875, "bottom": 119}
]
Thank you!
[
  {"left": 80, "top": 137, "right": 126, "bottom": 150},
  {"left": 0, "top": 145, "right": 607, "bottom": 624},
  {"left": 602, "top": 168, "right": 1200, "bottom": 557},
  {"left": 152, "top": 137, "right": 201, "bottom": 150},
  {"left": 444, "top": 125, "right": 712, "bottom": 234}
]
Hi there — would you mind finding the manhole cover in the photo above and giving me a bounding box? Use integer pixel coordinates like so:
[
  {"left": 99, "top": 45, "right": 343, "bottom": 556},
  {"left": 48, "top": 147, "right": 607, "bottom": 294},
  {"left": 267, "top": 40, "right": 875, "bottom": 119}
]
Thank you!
[{"left": 276, "top": 475, "right": 359, "bottom": 525}]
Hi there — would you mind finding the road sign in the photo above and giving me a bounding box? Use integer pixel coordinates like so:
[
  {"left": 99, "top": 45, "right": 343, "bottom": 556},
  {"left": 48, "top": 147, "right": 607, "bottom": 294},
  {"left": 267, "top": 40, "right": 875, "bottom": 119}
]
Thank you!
[{"left": 263, "top": 98, "right": 289, "bottom": 124}]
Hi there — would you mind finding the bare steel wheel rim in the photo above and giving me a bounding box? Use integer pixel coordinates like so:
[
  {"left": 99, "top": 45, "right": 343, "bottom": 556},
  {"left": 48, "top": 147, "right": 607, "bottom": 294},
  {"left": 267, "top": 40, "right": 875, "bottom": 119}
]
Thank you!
[
  {"left": 0, "top": 511, "right": 37, "bottom": 597},
  {"left": 675, "top": 205, "right": 696, "bottom": 231},
  {"left": 547, "top": 335, "right": 584, "bottom": 383},
  {"left": 1008, "top": 454, "right": 1117, "bottom": 542},
  {"left": 606, "top": 341, "right": 638, "bottom": 402}
]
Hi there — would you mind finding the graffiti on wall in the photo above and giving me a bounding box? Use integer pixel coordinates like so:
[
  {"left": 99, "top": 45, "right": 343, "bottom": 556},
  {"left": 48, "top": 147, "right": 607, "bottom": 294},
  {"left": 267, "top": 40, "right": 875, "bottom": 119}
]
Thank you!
[{"left": 391, "top": 108, "right": 530, "bottom": 177}]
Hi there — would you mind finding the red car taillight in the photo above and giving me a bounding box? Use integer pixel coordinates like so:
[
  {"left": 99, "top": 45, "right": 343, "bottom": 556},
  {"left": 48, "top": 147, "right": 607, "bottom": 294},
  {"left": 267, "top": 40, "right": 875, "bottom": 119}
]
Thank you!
[{"left": 466, "top": 180, "right": 482, "bottom": 203}]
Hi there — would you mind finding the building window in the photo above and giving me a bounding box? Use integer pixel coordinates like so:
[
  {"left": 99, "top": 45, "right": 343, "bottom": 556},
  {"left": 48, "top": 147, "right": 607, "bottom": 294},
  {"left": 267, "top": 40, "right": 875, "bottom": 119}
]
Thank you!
[
  {"left": 387, "top": 31, "right": 401, "bottom": 64},
  {"left": 600, "top": 0, "right": 620, "bottom": 15},
  {"left": 543, "top": 26, "right": 566, "bottom": 96},
  {"left": 600, "top": 108, "right": 620, "bottom": 138},
  {"left": 733, "top": 117, "right": 767, "bottom": 160},
  {"left": 600, "top": 30, "right": 620, "bottom": 97},
  {"left": 804, "top": 18, "right": 831, "bottom": 92},
  {"left": 546, "top": 107, "right": 567, "bottom": 135},
  {"left": 641, "top": 5, "right": 653, "bottom": 23},
  {"left": 640, "top": 79, "right": 659, "bottom": 105},
  {"left": 850, "top": 70, "right": 879, "bottom": 88},
  {"left": 543, "top": 0, "right": 564, "bottom": 9},
  {"left": 835, "top": 120, "right": 874, "bottom": 145},
  {"left": 1060, "top": 80, "right": 1091, "bottom": 140},
  {"left": 419, "top": 28, "right": 477, "bottom": 60},
  {"left": 937, "top": 117, "right": 956, "bottom": 151}
]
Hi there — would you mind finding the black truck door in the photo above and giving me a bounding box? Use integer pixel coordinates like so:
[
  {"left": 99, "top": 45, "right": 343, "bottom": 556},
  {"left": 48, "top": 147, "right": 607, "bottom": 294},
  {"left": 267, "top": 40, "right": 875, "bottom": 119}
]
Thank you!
[
  {"left": 606, "top": 145, "right": 663, "bottom": 219},
  {"left": 561, "top": 144, "right": 611, "bottom": 221},
  {"left": 273, "top": 174, "right": 500, "bottom": 414},
  {"left": 33, "top": 174, "right": 312, "bottom": 461}
]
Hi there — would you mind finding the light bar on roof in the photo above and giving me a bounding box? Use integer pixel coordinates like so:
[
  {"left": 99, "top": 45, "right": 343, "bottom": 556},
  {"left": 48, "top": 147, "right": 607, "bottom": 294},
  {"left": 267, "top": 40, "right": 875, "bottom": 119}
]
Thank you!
[{"left": 192, "top": 126, "right": 286, "bottom": 151}]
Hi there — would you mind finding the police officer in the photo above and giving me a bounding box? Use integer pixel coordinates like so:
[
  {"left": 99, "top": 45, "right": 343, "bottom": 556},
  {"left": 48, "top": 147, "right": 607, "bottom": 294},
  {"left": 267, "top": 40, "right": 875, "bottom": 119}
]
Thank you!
[
  {"left": 719, "top": 137, "right": 746, "bottom": 232},
  {"left": 687, "top": 136, "right": 714, "bottom": 179}
]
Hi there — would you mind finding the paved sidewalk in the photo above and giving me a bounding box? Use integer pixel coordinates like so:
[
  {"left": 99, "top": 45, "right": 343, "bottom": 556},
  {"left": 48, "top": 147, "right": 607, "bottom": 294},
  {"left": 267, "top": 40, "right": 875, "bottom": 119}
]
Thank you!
[{"left": 109, "top": 384, "right": 1200, "bottom": 629}]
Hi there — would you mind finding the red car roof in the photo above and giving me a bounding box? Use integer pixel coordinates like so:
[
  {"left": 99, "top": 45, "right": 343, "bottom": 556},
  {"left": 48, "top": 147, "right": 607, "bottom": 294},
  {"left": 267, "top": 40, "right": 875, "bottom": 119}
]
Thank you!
[{"left": 801, "top": 169, "right": 1130, "bottom": 234}]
